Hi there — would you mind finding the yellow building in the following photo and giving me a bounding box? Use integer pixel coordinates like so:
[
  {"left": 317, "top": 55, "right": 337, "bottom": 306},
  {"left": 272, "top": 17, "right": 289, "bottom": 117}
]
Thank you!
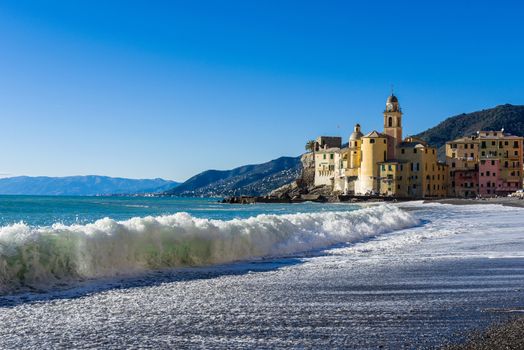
[
  {"left": 314, "top": 147, "right": 338, "bottom": 187},
  {"left": 313, "top": 94, "right": 448, "bottom": 198},
  {"left": 379, "top": 161, "right": 409, "bottom": 197},
  {"left": 355, "top": 131, "right": 388, "bottom": 195}
]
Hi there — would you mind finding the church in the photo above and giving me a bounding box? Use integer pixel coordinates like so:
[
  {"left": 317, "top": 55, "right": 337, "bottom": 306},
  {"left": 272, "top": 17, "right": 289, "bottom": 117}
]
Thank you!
[{"left": 313, "top": 94, "right": 448, "bottom": 198}]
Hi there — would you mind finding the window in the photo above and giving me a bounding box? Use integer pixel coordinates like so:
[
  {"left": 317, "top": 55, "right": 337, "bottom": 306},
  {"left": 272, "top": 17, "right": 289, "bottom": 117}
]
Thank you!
[
  {"left": 492, "top": 141, "right": 496, "bottom": 146},
  {"left": 416, "top": 163, "right": 420, "bottom": 171},
  {"left": 330, "top": 154, "right": 334, "bottom": 159},
  {"left": 323, "top": 154, "right": 326, "bottom": 160},
  {"left": 514, "top": 141, "right": 519, "bottom": 148},
  {"left": 481, "top": 141, "right": 486, "bottom": 149},
  {"left": 486, "top": 171, "right": 490, "bottom": 176},
  {"left": 452, "top": 153, "right": 456, "bottom": 158},
  {"left": 388, "top": 165, "right": 392, "bottom": 171},
  {"left": 383, "top": 139, "right": 386, "bottom": 144},
  {"left": 491, "top": 160, "right": 495, "bottom": 166},
  {"left": 471, "top": 153, "right": 474, "bottom": 158},
  {"left": 397, "top": 185, "right": 400, "bottom": 190},
  {"left": 505, "top": 141, "right": 509, "bottom": 146},
  {"left": 515, "top": 151, "right": 519, "bottom": 156},
  {"left": 465, "top": 144, "right": 468, "bottom": 149},
  {"left": 370, "top": 139, "right": 375, "bottom": 144},
  {"left": 382, "top": 165, "right": 386, "bottom": 171},
  {"left": 388, "top": 117, "right": 392, "bottom": 127},
  {"left": 452, "top": 162, "right": 456, "bottom": 168},
  {"left": 413, "top": 148, "right": 417, "bottom": 154},
  {"left": 401, "top": 148, "right": 405, "bottom": 154}
]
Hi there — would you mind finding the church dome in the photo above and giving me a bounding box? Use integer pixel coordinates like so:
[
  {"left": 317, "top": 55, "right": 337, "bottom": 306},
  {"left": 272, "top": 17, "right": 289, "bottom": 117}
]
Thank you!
[
  {"left": 387, "top": 94, "right": 398, "bottom": 103},
  {"left": 349, "top": 123, "right": 363, "bottom": 141}
]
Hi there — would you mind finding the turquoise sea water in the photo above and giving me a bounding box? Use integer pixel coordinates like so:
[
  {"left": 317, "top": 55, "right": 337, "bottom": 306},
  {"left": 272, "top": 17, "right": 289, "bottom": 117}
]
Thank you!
[{"left": 0, "top": 195, "right": 359, "bottom": 227}]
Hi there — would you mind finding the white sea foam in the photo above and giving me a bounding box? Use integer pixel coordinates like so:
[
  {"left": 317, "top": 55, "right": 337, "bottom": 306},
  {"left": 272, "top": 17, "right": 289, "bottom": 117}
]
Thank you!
[{"left": 0, "top": 204, "right": 417, "bottom": 294}]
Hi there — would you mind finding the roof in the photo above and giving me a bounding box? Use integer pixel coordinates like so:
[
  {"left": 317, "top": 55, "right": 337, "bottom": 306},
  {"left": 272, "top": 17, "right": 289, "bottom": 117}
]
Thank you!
[
  {"left": 387, "top": 94, "right": 398, "bottom": 103},
  {"left": 478, "top": 135, "right": 523, "bottom": 140},
  {"left": 363, "top": 130, "right": 386, "bottom": 138},
  {"left": 349, "top": 130, "right": 364, "bottom": 141},
  {"left": 399, "top": 141, "right": 424, "bottom": 148},
  {"left": 315, "top": 147, "right": 340, "bottom": 153},
  {"left": 378, "top": 159, "right": 409, "bottom": 164},
  {"left": 446, "top": 136, "right": 478, "bottom": 144}
]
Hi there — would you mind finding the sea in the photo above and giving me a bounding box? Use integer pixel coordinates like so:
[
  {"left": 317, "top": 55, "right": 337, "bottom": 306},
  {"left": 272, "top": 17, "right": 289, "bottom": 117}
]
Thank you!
[{"left": 1, "top": 195, "right": 524, "bottom": 349}]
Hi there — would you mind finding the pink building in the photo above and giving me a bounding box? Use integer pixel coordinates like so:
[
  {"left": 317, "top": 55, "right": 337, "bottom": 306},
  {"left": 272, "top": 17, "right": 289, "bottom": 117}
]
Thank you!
[
  {"left": 478, "top": 159, "right": 500, "bottom": 196},
  {"left": 450, "top": 168, "right": 478, "bottom": 198}
]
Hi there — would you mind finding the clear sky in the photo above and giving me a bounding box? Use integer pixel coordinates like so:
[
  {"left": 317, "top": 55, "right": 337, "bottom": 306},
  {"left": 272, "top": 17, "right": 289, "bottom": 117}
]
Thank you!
[{"left": 0, "top": 1, "right": 523, "bottom": 181}]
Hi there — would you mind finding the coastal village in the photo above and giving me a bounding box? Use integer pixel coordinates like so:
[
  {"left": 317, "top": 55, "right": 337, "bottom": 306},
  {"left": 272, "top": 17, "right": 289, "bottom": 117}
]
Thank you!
[
  {"left": 237, "top": 93, "right": 524, "bottom": 203},
  {"left": 310, "top": 94, "right": 524, "bottom": 199}
]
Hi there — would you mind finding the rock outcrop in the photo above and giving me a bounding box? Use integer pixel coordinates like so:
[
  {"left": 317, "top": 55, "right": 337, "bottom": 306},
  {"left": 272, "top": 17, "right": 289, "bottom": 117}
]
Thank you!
[{"left": 269, "top": 152, "right": 332, "bottom": 200}]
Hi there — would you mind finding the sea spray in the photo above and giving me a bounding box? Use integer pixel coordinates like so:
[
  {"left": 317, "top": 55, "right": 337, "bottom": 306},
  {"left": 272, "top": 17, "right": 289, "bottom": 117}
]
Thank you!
[{"left": 0, "top": 204, "right": 418, "bottom": 294}]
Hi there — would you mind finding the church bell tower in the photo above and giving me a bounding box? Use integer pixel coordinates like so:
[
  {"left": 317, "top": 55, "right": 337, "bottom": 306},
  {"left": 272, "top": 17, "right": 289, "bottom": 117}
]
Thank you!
[{"left": 383, "top": 94, "right": 403, "bottom": 144}]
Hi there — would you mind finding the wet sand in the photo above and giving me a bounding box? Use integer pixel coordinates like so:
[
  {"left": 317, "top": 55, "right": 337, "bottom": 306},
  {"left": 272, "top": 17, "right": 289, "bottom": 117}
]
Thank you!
[
  {"left": 426, "top": 196, "right": 524, "bottom": 208},
  {"left": 428, "top": 197, "right": 524, "bottom": 349}
]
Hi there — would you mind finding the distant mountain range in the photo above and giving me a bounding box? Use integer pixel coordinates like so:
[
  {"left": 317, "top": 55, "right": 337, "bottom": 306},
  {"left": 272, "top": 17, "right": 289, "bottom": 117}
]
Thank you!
[
  {"left": 415, "top": 104, "right": 524, "bottom": 159},
  {"left": 164, "top": 156, "right": 301, "bottom": 197},
  {"left": 0, "top": 176, "right": 179, "bottom": 196}
]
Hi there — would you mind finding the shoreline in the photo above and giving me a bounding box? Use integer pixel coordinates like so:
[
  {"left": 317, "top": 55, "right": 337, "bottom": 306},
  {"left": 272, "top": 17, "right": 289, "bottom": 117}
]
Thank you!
[
  {"left": 222, "top": 194, "right": 524, "bottom": 208},
  {"left": 424, "top": 196, "right": 524, "bottom": 208}
]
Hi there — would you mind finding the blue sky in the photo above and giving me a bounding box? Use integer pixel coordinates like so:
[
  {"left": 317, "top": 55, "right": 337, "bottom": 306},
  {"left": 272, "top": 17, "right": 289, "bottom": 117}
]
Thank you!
[{"left": 0, "top": 1, "right": 523, "bottom": 181}]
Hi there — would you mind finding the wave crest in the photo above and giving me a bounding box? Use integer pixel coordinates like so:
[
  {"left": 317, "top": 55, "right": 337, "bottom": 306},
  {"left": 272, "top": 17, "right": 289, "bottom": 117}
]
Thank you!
[{"left": 0, "top": 204, "right": 417, "bottom": 294}]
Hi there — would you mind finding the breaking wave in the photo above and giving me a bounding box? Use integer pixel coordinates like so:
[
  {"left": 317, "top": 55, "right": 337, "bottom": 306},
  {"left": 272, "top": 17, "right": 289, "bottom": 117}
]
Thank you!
[{"left": 0, "top": 205, "right": 417, "bottom": 294}]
